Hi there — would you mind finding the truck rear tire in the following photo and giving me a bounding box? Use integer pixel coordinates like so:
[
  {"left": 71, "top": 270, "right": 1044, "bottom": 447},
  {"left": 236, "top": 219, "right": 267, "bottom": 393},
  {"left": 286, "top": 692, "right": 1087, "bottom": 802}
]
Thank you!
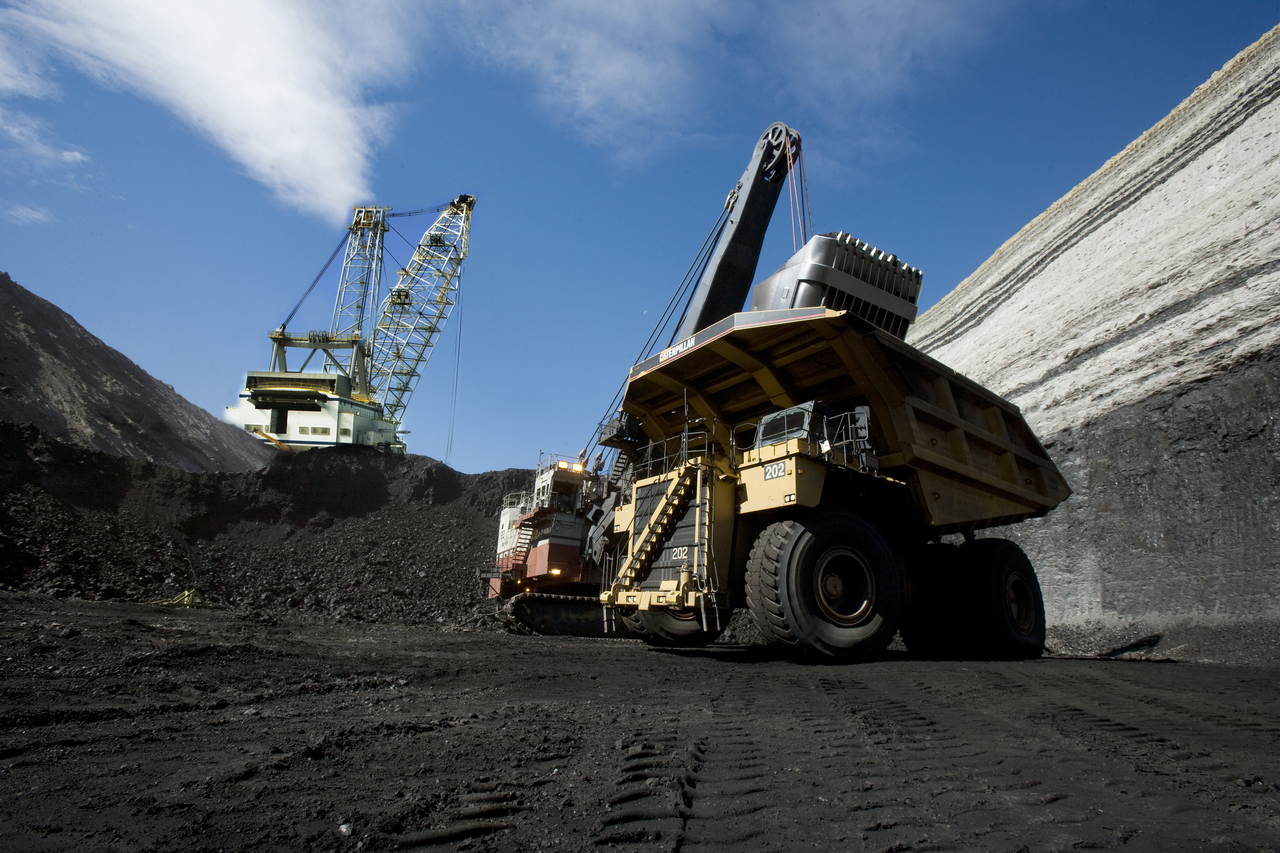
[
  {"left": 621, "top": 607, "right": 725, "bottom": 647},
  {"left": 899, "top": 542, "right": 965, "bottom": 658},
  {"left": 962, "top": 538, "right": 1046, "bottom": 660},
  {"left": 745, "top": 510, "right": 900, "bottom": 661}
]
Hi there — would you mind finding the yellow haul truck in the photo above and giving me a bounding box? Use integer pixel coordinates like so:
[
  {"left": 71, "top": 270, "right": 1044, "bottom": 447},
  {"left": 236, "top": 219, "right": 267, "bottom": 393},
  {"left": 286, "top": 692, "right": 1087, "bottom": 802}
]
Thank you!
[
  {"left": 493, "top": 123, "right": 1069, "bottom": 660},
  {"left": 595, "top": 303, "right": 1068, "bottom": 660}
]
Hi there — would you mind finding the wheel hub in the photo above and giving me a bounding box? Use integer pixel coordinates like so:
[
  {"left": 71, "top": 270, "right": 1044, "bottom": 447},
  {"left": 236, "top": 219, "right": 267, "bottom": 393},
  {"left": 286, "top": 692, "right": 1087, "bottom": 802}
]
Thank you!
[
  {"left": 1005, "top": 571, "right": 1036, "bottom": 635},
  {"left": 813, "top": 547, "right": 874, "bottom": 626}
]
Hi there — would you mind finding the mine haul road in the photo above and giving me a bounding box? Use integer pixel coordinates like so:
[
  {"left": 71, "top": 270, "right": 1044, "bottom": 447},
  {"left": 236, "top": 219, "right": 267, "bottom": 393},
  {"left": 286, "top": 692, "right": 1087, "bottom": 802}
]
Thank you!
[{"left": 1, "top": 594, "right": 1277, "bottom": 852}]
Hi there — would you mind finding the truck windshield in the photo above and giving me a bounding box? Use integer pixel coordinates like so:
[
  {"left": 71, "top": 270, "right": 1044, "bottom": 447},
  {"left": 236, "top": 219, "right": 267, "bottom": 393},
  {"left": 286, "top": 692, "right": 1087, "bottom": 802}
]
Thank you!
[{"left": 754, "top": 402, "right": 824, "bottom": 448}]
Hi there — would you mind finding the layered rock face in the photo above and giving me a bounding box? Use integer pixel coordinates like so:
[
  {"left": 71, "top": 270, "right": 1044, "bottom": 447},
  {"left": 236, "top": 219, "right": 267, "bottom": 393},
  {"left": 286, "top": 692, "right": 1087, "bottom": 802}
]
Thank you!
[
  {"left": 909, "top": 25, "right": 1280, "bottom": 625},
  {"left": 0, "top": 272, "right": 275, "bottom": 473}
]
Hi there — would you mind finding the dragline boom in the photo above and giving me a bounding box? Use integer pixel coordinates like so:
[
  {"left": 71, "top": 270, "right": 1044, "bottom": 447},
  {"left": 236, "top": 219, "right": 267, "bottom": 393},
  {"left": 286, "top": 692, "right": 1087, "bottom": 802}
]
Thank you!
[{"left": 368, "top": 194, "right": 475, "bottom": 423}]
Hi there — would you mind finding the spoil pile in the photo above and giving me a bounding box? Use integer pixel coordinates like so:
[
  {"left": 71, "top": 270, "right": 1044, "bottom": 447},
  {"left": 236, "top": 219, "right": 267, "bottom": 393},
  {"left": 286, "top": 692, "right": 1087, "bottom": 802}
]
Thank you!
[
  {"left": 0, "top": 422, "right": 529, "bottom": 625},
  {"left": 0, "top": 272, "right": 274, "bottom": 473}
]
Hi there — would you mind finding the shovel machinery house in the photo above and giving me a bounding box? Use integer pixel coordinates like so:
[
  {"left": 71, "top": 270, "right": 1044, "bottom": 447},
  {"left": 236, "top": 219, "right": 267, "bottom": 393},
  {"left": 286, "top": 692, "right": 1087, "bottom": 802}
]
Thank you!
[
  {"left": 225, "top": 195, "right": 475, "bottom": 454},
  {"left": 487, "top": 124, "right": 1069, "bottom": 660}
]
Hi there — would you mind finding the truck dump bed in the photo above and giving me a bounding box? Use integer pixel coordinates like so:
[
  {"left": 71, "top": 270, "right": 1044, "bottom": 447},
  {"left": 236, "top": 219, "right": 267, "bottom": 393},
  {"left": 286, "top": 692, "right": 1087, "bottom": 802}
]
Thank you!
[{"left": 622, "top": 306, "right": 1069, "bottom": 534}]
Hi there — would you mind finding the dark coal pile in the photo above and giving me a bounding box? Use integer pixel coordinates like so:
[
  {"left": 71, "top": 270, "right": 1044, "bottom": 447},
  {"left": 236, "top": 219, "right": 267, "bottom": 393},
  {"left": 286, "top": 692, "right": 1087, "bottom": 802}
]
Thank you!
[
  {"left": 5, "top": 595, "right": 1279, "bottom": 853},
  {"left": 0, "top": 422, "right": 530, "bottom": 625}
]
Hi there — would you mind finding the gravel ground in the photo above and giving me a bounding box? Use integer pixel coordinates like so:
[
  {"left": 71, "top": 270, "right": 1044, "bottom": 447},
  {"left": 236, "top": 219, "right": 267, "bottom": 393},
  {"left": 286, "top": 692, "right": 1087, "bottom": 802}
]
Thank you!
[{"left": 1, "top": 592, "right": 1278, "bottom": 852}]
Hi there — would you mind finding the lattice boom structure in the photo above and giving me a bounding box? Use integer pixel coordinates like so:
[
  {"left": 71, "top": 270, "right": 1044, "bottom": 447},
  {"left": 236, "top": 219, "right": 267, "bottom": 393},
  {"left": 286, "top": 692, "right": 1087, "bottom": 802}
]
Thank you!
[
  {"left": 331, "top": 206, "right": 390, "bottom": 341},
  {"left": 368, "top": 194, "right": 474, "bottom": 423}
]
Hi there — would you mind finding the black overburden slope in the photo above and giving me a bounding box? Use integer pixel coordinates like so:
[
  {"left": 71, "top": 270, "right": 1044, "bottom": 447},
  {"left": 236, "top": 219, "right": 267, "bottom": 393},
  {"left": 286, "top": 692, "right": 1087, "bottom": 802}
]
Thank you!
[{"left": 0, "top": 271, "right": 274, "bottom": 473}]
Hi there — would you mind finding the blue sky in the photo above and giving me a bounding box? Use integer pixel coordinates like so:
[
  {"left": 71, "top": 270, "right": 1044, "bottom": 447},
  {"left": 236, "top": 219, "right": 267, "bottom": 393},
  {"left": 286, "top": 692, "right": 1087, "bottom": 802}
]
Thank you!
[{"left": 1, "top": 1, "right": 1276, "bottom": 473}]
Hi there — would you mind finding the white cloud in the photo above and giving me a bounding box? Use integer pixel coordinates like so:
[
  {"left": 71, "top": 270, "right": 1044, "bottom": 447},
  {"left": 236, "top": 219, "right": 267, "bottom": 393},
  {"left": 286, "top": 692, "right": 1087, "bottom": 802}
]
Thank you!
[
  {"left": 4, "top": 202, "right": 54, "bottom": 224},
  {"left": 0, "top": 21, "right": 85, "bottom": 180},
  {"left": 0, "top": 104, "right": 87, "bottom": 169},
  {"left": 456, "top": 0, "right": 729, "bottom": 158},
  {"left": 453, "top": 0, "right": 1003, "bottom": 160},
  {"left": 5, "top": 0, "right": 420, "bottom": 225},
  {"left": 766, "top": 1, "right": 996, "bottom": 106},
  {"left": 0, "top": 26, "right": 58, "bottom": 98},
  {"left": 0, "top": 1, "right": 1003, "bottom": 222}
]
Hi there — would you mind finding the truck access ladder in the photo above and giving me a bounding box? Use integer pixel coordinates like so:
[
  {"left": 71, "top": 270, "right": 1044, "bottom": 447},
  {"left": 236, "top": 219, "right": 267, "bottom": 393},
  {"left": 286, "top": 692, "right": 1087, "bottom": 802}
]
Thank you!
[{"left": 613, "top": 462, "right": 698, "bottom": 589}]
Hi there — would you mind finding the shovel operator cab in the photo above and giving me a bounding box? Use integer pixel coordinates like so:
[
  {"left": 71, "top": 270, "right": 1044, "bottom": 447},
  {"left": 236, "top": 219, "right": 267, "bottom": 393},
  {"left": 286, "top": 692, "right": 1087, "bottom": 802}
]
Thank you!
[{"left": 490, "top": 122, "right": 1070, "bottom": 660}]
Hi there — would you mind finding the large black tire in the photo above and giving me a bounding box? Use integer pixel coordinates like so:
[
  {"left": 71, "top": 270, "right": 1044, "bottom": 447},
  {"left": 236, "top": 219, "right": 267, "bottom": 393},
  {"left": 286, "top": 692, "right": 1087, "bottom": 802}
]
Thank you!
[
  {"left": 620, "top": 606, "right": 726, "bottom": 647},
  {"left": 745, "top": 510, "right": 901, "bottom": 661},
  {"left": 961, "top": 538, "right": 1046, "bottom": 660},
  {"left": 898, "top": 542, "right": 966, "bottom": 657}
]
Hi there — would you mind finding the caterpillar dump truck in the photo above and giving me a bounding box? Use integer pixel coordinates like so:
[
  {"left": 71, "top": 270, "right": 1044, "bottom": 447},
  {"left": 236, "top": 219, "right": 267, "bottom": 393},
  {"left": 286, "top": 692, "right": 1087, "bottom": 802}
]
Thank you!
[{"left": 488, "top": 123, "right": 1069, "bottom": 659}]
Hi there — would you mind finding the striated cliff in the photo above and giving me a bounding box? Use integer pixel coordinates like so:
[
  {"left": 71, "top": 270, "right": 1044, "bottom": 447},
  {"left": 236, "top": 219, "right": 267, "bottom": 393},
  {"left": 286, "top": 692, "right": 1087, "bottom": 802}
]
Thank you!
[{"left": 909, "top": 25, "right": 1280, "bottom": 626}]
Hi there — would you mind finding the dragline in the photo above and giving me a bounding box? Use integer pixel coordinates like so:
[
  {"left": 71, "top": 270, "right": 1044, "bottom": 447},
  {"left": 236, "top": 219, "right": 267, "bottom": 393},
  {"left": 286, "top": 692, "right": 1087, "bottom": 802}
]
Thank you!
[{"left": 225, "top": 195, "right": 475, "bottom": 454}]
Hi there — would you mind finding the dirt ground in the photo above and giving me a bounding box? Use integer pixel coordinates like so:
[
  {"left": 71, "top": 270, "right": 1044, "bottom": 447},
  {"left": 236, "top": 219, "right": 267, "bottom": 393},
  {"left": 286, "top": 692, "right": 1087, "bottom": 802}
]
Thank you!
[{"left": 2, "top": 593, "right": 1277, "bottom": 853}]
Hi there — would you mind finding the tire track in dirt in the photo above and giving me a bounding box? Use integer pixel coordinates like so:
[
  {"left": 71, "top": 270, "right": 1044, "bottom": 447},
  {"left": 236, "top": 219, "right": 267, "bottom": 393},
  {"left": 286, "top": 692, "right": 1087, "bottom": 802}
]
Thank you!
[
  {"left": 818, "top": 663, "right": 1280, "bottom": 850},
  {"left": 1027, "top": 667, "right": 1280, "bottom": 771},
  {"left": 1010, "top": 667, "right": 1280, "bottom": 841},
  {"left": 592, "top": 727, "right": 694, "bottom": 849},
  {"left": 6, "top": 598, "right": 1280, "bottom": 851},
  {"left": 819, "top": 674, "right": 1034, "bottom": 851},
  {"left": 666, "top": 671, "right": 933, "bottom": 851},
  {"left": 678, "top": 676, "right": 796, "bottom": 850},
  {"left": 588, "top": 671, "right": 874, "bottom": 851},
  {"left": 583, "top": 659, "right": 1280, "bottom": 852},
  {"left": 393, "top": 776, "right": 535, "bottom": 849},
  {"left": 1045, "top": 665, "right": 1280, "bottom": 746}
]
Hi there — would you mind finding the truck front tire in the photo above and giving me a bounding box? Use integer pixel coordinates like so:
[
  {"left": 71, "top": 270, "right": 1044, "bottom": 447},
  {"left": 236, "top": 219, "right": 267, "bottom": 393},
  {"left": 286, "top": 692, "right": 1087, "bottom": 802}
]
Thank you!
[{"left": 746, "top": 510, "right": 900, "bottom": 661}]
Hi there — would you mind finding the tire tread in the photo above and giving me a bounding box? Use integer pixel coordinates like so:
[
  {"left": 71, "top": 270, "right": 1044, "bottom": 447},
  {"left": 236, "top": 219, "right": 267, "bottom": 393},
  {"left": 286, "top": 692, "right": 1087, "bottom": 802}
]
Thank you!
[{"left": 745, "top": 520, "right": 800, "bottom": 647}]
